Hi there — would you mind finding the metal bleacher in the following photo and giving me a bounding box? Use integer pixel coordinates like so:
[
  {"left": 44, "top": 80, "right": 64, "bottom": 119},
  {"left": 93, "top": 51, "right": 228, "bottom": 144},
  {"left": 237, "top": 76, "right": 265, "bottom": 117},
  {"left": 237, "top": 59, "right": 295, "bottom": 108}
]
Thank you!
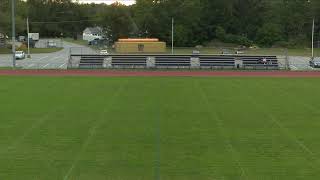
[
  {"left": 112, "top": 55, "right": 147, "bottom": 68},
  {"left": 79, "top": 55, "right": 105, "bottom": 68},
  {"left": 241, "top": 56, "right": 279, "bottom": 69},
  {"left": 199, "top": 55, "right": 235, "bottom": 67},
  {"left": 71, "top": 54, "right": 280, "bottom": 69},
  {"left": 155, "top": 55, "right": 191, "bottom": 67}
]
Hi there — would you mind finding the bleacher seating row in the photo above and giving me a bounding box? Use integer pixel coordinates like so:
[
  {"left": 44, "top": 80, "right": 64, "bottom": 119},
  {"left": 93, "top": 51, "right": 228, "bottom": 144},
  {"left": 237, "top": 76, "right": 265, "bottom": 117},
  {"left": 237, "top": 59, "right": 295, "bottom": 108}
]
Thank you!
[
  {"left": 200, "top": 56, "right": 235, "bottom": 67},
  {"left": 79, "top": 55, "right": 104, "bottom": 68},
  {"left": 155, "top": 55, "right": 190, "bottom": 67},
  {"left": 76, "top": 54, "right": 279, "bottom": 69}
]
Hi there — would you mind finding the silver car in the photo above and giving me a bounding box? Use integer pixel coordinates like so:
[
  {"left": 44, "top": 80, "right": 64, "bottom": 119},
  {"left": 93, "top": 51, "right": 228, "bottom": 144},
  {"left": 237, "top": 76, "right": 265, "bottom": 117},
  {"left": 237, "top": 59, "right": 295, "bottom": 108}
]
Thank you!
[{"left": 15, "top": 51, "right": 25, "bottom": 60}]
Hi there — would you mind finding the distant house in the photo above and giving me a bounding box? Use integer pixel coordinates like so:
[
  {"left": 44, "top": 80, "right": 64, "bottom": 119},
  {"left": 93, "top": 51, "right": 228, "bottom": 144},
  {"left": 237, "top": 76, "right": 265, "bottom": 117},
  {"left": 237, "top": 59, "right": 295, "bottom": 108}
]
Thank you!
[
  {"left": 0, "top": 32, "right": 5, "bottom": 48},
  {"left": 82, "top": 27, "right": 104, "bottom": 42}
]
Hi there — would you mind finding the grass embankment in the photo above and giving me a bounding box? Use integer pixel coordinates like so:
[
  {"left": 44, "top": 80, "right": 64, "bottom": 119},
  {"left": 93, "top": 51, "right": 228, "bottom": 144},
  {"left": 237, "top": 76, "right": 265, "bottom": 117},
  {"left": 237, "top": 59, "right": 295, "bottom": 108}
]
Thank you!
[
  {"left": 167, "top": 47, "right": 319, "bottom": 56},
  {"left": 0, "top": 77, "right": 319, "bottom": 179},
  {"left": 63, "top": 38, "right": 88, "bottom": 46},
  {"left": 63, "top": 37, "right": 318, "bottom": 56}
]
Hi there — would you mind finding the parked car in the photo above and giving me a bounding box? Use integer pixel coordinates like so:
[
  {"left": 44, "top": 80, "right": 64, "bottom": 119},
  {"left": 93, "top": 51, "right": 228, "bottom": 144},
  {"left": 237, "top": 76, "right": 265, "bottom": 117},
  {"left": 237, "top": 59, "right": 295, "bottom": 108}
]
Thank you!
[
  {"left": 88, "top": 38, "right": 100, "bottom": 45},
  {"left": 100, "top": 49, "right": 109, "bottom": 55},
  {"left": 15, "top": 51, "right": 25, "bottom": 59},
  {"left": 309, "top": 58, "right": 320, "bottom": 68}
]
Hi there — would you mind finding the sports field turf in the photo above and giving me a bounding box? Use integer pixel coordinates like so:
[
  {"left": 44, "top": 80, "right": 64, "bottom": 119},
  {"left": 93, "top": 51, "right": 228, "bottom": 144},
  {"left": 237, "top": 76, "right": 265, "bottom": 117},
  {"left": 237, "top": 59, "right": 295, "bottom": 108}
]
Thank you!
[{"left": 0, "top": 76, "right": 320, "bottom": 180}]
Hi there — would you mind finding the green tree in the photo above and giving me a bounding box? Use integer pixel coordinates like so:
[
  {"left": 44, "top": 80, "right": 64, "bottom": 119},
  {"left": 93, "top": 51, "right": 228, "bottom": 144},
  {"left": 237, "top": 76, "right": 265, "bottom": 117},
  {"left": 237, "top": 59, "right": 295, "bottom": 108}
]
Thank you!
[{"left": 256, "top": 23, "right": 283, "bottom": 47}]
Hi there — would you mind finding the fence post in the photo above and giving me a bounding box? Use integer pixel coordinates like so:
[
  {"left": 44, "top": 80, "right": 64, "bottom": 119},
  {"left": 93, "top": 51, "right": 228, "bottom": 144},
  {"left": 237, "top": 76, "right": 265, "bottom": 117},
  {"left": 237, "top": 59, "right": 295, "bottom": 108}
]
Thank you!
[
  {"left": 284, "top": 48, "right": 289, "bottom": 70},
  {"left": 147, "top": 56, "right": 156, "bottom": 68},
  {"left": 103, "top": 56, "right": 112, "bottom": 68},
  {"left": 190, "top": 56, "right": 200, "bottom": 68}
]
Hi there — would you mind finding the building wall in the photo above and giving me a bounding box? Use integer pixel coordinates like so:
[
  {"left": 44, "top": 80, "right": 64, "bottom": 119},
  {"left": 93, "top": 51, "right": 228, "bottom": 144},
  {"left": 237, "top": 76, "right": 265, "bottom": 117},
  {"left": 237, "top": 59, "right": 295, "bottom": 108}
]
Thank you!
[
  {"left": 83, "top": 33, "right": 103, "bottom": 42},
  {"left": 115, "top": 42, "right": 166, "bottom": 53}
]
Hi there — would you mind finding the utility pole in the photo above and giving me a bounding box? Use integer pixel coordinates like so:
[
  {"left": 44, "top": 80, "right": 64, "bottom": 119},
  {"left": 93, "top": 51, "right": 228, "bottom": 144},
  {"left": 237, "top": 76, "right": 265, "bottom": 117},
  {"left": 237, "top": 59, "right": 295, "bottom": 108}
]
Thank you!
[
  {"left": 11, "top": 0, "right": 16, "bottom": 68},
  {"left": 171, "top": 18, "right": 174, "bottom": 54},
  {"left": 312, "top": 17, "right": 315, "bottom": 59},
  {"left": 308, "top": 0, "right": 315, "bottom": 59},
  {"left": 27, "top": 17, "right": 30, "bottom": 58}
]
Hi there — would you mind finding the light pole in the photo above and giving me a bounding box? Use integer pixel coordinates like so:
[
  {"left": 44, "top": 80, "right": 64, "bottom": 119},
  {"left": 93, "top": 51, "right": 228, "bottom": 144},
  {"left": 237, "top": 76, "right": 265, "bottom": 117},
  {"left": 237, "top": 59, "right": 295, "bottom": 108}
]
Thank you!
[
  {"left": 308, "top": 0, "right": 315, "bottom": 59},
  {"left": 312, "top": 17, "right": 315, "bottom": 59},
  {"left": 11, "top": 0, "right": 16, "bottom": 67},
  {"left": 27, "top": 17, "right": 31, "bottom": 58},
  {"left": 171, "top": 17, "right": 174, "bottom": 54}
]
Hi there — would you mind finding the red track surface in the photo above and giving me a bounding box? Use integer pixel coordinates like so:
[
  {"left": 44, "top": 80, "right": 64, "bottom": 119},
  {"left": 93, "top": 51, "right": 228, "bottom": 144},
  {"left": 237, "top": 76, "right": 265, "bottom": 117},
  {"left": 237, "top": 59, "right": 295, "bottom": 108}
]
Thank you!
[{"left": 1, "top": 70, "right": 320, "bottom": 77}]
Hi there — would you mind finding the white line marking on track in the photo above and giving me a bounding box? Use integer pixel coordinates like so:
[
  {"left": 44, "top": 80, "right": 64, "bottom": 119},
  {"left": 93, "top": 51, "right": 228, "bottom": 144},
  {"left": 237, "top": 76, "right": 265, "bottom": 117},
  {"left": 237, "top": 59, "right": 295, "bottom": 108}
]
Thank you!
[
  {"left": 50, "top": 56, "right": 63, "bottom": 61},
  {"left": 42, "top": 63, "right": 50, "bottom": 68},
  {"left": 36, "top": 56, "right": 49, "bottom": 61},
  {"left": 290, "top": 65, "right": 298, "bottom": 70}
]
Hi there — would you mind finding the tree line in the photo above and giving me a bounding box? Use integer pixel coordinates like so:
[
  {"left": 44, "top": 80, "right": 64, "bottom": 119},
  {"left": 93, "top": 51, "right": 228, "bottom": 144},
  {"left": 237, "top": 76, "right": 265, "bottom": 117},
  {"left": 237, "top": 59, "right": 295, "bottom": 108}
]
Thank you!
[{"left": 0, "top": 0, "right": 319, "bottom": 48}]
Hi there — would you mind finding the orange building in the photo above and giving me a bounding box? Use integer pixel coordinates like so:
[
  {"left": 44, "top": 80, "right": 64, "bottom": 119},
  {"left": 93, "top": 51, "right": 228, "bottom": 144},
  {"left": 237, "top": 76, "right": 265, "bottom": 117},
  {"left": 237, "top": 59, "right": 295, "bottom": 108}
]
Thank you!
[{"left": 115, "top": 38, "right": 166, "bottom": 53}]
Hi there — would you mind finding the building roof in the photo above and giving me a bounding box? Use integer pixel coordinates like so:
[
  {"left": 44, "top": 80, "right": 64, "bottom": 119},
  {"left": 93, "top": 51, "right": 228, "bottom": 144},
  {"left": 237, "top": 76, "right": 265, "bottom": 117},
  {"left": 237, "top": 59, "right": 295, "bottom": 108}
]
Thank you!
[
  {"left": 83, "top": 27, "right": 103, "bottom": 34},
  {"left": 118, "top": 38, "right": 159, "bottom": 42}
]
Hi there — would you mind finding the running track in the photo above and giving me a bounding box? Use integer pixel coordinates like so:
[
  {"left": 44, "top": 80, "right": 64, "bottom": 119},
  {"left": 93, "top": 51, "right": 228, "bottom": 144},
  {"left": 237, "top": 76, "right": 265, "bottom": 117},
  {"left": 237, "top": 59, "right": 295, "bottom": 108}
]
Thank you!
[{"left": 1, "top": 70, "right": 320, "bottom": 77}]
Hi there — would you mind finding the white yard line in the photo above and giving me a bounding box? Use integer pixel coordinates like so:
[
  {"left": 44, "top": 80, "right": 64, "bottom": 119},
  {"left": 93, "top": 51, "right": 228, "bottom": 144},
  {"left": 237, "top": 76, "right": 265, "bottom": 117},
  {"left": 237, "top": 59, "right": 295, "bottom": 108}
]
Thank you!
[
  {"left": 62, "top": 81, "right": 128, "bottom": 180},
  {"left": 240, "top": 81, "right": 320, "bottom": 169},
  {"left": 195, "top": 80, "right": 248, "bottom": 179}
]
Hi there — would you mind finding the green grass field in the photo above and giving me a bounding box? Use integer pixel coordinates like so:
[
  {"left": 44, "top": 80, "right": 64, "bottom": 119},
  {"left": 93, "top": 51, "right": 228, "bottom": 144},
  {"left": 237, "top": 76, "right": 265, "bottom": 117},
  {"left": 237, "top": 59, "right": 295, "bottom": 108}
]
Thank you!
[{"left": 1, "top": 77, "right": 320, "bottom": 180}]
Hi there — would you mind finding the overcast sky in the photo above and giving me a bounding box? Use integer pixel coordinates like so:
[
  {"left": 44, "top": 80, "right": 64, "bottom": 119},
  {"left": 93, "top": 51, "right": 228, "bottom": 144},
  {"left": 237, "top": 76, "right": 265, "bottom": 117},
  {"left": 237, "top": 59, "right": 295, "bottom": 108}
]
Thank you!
[{"left": 78, "top": 0, "right": 135, "bottom": 5}]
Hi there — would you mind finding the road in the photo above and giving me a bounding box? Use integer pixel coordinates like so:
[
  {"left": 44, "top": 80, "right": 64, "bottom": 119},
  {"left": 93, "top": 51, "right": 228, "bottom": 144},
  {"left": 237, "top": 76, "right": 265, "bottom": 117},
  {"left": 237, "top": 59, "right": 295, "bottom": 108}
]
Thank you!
[
  {"left": 0, "top": 40, "right": 96, "bottom": 69},
  {"left": 288, "top": 56, "right": 316, "bottom": 71},
  {"left": 0, "top": 42, "right": 318, "bottom": 71}
]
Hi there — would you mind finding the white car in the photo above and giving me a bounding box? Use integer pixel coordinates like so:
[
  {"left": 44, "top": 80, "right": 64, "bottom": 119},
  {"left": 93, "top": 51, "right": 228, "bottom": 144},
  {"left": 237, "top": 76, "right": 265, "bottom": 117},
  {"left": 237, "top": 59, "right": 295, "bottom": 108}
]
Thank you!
[
  {"left": 100, "top": 50, "right": 109, "bottom": 55},
  {"left": 15, "top": 51, "right": 25, "bottom": 59},
  {"left": 310, "top": 58, "right": 320, "bottom": 68}
]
